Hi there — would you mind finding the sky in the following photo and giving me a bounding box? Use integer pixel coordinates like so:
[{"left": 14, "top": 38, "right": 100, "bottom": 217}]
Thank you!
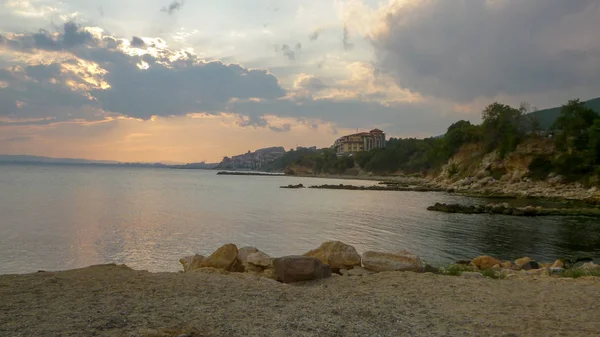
[{"left": 1, "top": 0, "right": 599, "bottom": 163}]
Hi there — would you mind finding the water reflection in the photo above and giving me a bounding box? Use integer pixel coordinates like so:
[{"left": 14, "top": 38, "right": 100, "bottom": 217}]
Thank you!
[{"left": 0, "top": 164, "right": 598, "bottom": 274}]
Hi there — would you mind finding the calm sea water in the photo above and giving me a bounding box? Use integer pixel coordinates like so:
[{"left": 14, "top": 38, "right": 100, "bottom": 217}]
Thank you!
[{"left": 0, "top": 164, "right": 598, "bottom": 274}]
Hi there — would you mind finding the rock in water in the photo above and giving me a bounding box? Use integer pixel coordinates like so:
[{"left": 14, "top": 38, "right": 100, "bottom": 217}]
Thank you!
[
  {"left": 361, "top": 251, "right": 423, "bottom": 272},
  {"left": 471, "top": 256, "right": 502, "bottom": 270},
  {"left": 200, "top": 244, "right": 239, "bottom": 271},
  {"left": 179, "top": 254, "right": 205, "bottom": 272},
  {"left": 272, "top": 256, "right": 332, "bottom": 283},
  {"left": 246, "top": 251, "right": 272, "bottom": 268},
  {"left": 303, "top": 241, "right": 361, "bottom": 270}
]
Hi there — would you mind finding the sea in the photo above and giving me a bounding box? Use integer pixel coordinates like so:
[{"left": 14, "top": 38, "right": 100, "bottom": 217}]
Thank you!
[{"left": 0, "top": 164, "right": 598, "bottom": 274}]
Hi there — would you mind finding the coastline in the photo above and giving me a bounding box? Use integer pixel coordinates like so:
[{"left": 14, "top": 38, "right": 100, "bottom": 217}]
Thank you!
[
  {"left": 286, "top": 172, "right": 600, "bottom": 204},
  {"left": 2, "top": 264, "right": 599, "bottom": 337}
]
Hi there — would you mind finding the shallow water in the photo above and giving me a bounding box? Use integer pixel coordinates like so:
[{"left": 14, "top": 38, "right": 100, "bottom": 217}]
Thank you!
[{"left": 0, "top": 164, "right": 598, "bottom": 274}]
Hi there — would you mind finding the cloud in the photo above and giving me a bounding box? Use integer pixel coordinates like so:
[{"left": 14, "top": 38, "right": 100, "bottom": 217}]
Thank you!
[
  {"left": 130, "top": 36, "right": 146, "bottom": 48},
  {"left": 161, "top": 1, "right": 184, "bottom": 15},
  {"left": 4, "top": 136, "right": 33, "bottom": 142},
  {"left": 278, "top": 43, "right": 301, "bottom": 61},
  {"left": 342, "top": 24, "right": 353, "bottom": 50},
  {"left": 294, "top": 74, "right": 328, "bottom": 93},
  {"left": 1, "top": 21, "right": 98, "bottom": 51},
  {"left": 269, "top": 124, "right": 291, "bottom": 132},
  {"left": 309, "top": 29, "right": 321, "bottom": 41},
  {"left": 370, "top": 0, "right": 600, "bottom": 102}
]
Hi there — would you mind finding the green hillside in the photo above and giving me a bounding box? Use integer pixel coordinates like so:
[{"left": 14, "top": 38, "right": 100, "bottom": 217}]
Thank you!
[{"left": 531, "top": 97, "right": 600, "bottom": 130}]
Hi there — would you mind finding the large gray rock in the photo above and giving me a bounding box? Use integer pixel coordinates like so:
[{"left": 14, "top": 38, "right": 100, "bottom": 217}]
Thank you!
[
  {"left": 272, "top": 256, "right": 332, "bottom": 283},
  {"left": 303, "top": 241, "right": 361, "bottom": 270},
  {"left": 361, "top": 251, "right": 423, "bottom": 272}
]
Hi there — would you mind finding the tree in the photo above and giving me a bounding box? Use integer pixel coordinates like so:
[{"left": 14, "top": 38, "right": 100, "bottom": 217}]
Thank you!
[
  {"left": 481, "top": 102, "right": 525, "bottom": 157},
  {"left": 552, "top": 99, "right": 599, "bottom": 152}
]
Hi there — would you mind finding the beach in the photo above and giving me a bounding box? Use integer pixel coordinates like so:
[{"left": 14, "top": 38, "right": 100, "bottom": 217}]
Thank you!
[{"left": 1, "top": 264, "right": 599, "bottom": 337}]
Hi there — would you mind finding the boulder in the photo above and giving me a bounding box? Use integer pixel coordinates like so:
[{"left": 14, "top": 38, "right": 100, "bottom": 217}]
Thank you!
[
  {"left": 471, "top": 256, "right": 502, "bottom": 270},
  {"left": 200, "top": 244, "right": 240, "bottom": 271},
  {"left": 237, "top": 247, "right": 259, "bottom": 264},
  {"left": 361, "top": 251, "right": 423, "bottom": 272},
  {"left": 520, "top": 260, "right": 541, "bottom": 271},
  {"left": 500, "top": 261, "right": 514, "bottom": 269},
  {"left": 579, "top": 262, "right": 600, "bottom": 270},
  {"left": 515, "top": 257, "right": 532, "bottom": 268},
  {"left": 247, "top": 251, "right": 272, "bottom": 268},
  {"left": 179, "top": 254, "right": 205, "bottom": 272},
  {"left": 303, "top": 241, "right": 361, "bottom": 270},
  {"left": 272, "top": 256, "right": 332, "bottom": 283}
]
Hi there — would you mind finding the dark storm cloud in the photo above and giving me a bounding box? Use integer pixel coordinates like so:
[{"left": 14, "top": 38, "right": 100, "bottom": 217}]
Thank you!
[
  {"left": 161, "top": 1, "right": 184, "bottom": 15},
  {"left": 371, "top": 0, "right": 600, "bottom": 102}
]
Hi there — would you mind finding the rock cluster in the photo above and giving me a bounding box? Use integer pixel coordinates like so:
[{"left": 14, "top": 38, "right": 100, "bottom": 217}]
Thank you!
[
  {"left": 461, "top": 255, "right": 600, "bottom": 278},
  {"left": 309, "top": 184, "right": 444, "bottom": 192},
  {"left": 280, "top": 183, "right": 305, "bottom": 189},
  {"left": 427, "top": 202, "right": 600, "bottom": 217},
  {"left": 180, "top": 241, "right": 425, "bottom": 283}
]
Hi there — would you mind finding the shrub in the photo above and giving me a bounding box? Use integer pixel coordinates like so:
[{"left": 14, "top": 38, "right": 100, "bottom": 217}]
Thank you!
[{"left": 528, "top": 156, "right": 554, "bottom": 181}]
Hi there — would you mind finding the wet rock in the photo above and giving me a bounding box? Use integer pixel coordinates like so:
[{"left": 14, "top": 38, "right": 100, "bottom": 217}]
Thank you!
[
  {"left": 303, "top": 241, "right": 361, "bottom": 271},
  {"left": 200, "top": 244, "right": 240, "bottom": 271},
  {"left": 471, "top": 256, "right": 502, "bottom": 270},
  {"left": 280, "top": 184, "right": 304, "bottom": 189},
  {"left": 272, "top": 256, "right": 332, "bottom": 283},
  {"left": 361, "top": 251, "right": 424, "bottom": 272},
  {"left": 179, "top": 254, "right": 205, "bottom": 272}
]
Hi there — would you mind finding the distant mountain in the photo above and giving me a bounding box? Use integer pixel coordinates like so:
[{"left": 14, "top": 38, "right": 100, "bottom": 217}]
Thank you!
[
  {"left": 529, "top": 97, "right": 600, "bottom": 130},
  {"left": 0, "top": 155, "right": 117, "bottom": 165}
]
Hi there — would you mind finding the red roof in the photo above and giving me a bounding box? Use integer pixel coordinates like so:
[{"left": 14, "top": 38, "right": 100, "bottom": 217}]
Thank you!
[{"left": 370, "top": 128, "right": 383, "bottom": 133}]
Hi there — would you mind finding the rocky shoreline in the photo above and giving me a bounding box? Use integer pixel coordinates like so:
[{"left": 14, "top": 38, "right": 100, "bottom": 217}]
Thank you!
[
  {"left": 427, "top": 202, "right": 600, "bottom": 217},
  {"left": 2, "top": 241, "right": 599, "bottom": 336},
  {"left": 179, "top": 241, "right": 600, "bottom": 283}
]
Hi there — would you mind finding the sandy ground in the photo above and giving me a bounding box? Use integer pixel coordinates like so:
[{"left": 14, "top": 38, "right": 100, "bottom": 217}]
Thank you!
[{"left": 1, "top": 264, "right": 599, "bottom": 337}]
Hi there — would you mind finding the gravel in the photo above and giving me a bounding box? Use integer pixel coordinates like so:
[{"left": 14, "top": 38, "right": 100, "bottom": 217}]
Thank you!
[{"left": 1, "top": 264, "right": 599, "bottom": 337}]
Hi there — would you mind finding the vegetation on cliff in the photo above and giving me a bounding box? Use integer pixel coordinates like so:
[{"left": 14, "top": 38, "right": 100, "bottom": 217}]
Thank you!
[{"left": 282, "top": 97, "right": 600, "bottom": 186}]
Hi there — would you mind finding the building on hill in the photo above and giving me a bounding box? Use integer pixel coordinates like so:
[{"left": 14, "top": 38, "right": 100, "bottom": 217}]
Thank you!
[
  {"left": 219, "top": 146, "right": 286, "bottom": 170},
  {"left": 333, "top": 129, "right": 386, "bottom": 155}
]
